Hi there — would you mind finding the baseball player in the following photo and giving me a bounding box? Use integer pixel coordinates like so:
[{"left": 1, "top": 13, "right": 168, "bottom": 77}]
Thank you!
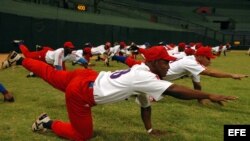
[
  {"left": 113, "top": 46, "right": 248, "bottom": 104},
  {"left": 5, "top": 41, "right": 79, "bottom": 70},
  {"left": 169, "top": 42, "right": 187, "bottom": 60},
  {"left": 127, "top": 42, "right": 150, "bottom": 59},
  {"left": 5, "top": 46, "right": 237, "bottom": 140},
  {"left": 212, "top": 43, "right": 231, "bottom": 56},
  {"left": 83, "top": 42, "right": 111, "bottom": 66},
  {"left": 104, "top": 41, "right": 127, "bottom": 66},
  {"left": 165, "top": 46, "right": 247, "bottom": 94},
  {"left": 184, "top": 46, "right": 196, "bottom": 56},
  {"left": 221, "top": 43, "right": 231, "bottom": 56},
  {"left": 108, "top": 42, "right": 126, "bottom": 56},
  {"left": 0, "top": 83, "right": 14, "bottom": 102},
  {"left": 70, "top": 49, "right": 88, "bottom": 68},
  {"left": 211, "top": 45, "right": 223, "bottom": 56}
]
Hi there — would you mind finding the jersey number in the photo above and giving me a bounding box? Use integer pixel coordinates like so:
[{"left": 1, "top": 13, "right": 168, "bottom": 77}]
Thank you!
[{"left": 110, "top": 69, "right": 131, "bottom": 79}]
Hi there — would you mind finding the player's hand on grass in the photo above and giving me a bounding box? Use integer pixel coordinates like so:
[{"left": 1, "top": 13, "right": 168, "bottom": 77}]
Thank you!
[
  {"left": 148, "top": 129, "right": 167, "bottom": 136},
  {"left": 198, "top": 99, "right": 211, "bottom": 105},
  {"left": 208, "top": 95, "right": 238, "bottom": 106},
  {"left": 231, "top": 74, "right": 249, "bottom": 80}
]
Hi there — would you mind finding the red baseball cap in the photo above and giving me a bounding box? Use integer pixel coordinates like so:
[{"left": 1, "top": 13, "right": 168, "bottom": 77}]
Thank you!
[
  {"left": 105, "top": 42, "right": 111, "bottom": 47},
  {"left": 185, "top": 48, "right": 195, "bottom": 55},
  {"left": 83, "top": 47, "right": 92, "bottom": 55},
  {"left": 168, "top": 43, "right": 176, "bottom": 48},
  {"left": 178, "top": 42, "right": 186, "bottom": 48},
  {"left": 63, "top": 41, "right": 75, "bottom": 48},
  {"left": 195, "top": 46, "right": 216, "bottom": 59},
  {"left": 195, "top": 42, "right": 203, "bottom": 49},
  {"left": 140, "top": 46, "right": 176, "bottom": 62},
  {"left": 119, "top": 41, "right": 126, "bottom": 48},
  {"left": 189, "top": 42, "right": 195, "bottom": 47}
]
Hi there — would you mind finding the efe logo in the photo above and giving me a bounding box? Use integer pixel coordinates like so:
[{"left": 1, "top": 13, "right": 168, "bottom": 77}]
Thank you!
[
  {"left": 228, "top": 129, "right": 246, "bottom": 136},
  {"left": 224, "top": 125, "right": 249, "bottom": 141}
]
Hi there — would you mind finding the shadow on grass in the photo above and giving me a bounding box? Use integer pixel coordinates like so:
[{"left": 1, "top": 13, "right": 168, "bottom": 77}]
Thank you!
[
  {"left": 92, "top": 129, "right": 180, "bottom": 141},
  {"left": 31, "top": 129, "right": 180, "bottom": 141}
]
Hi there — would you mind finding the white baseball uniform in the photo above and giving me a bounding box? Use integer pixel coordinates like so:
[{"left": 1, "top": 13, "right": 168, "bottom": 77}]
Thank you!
[
  {"left": 171, "top": 51, "right": 187, "bottom": 60},
  {"left": 45, "top": 48, "right": 65, "bottom": 67},
  {"left": 138, "top": 44, "right": 147, "bottom": 49},
  {"left": 166, "top": 45, "right": 179, "bottom": 55},
  {"left": 221, "top": 45, "right": 230, "bottom": 52},
  {"left": 45, "top": 48, "right": 80, "bottom": 67},
  {"left": 109, "top": 45, "right": 121, "bottom": 57},
  {"left": 212, "top": 46, "right": 220, "bottom": 54},
  {"left": 71, "top": 50, "right": 88, "bottom": 64},
  {"left": 72, "top": 50, "right": 83, "bottom": 58},
  {"left": 165, "top": 55, "right": 206, "bottom": 82},
  {"left": 190, "top": 45, "right": 196, "bottom": 50},
  {"left": 93, "top": 63, "right": 173, "bottom": 106},
  {"left": 91, "top": 45, "right": 107, "bottom": 55}
]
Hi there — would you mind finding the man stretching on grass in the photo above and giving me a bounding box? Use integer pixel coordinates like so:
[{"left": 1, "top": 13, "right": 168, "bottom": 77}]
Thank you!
[
  {"left": 4, "top": 46, "right": 237, "bottom": 141},
  {"left": 114, "top": 45, "right": 248, "bottom": 104}
]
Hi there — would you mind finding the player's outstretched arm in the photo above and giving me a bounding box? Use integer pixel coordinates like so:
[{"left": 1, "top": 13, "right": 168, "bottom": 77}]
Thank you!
[
  {"left": 201, "top": 68, "right": 249, "bottom": 80},
  {"left": 164, "top": 84, "right": 238, "bottom": 106}
]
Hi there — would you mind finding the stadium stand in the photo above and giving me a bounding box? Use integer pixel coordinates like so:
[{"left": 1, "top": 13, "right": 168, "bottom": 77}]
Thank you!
[
  {"left": 96, "top": 0, "right": 250, "bottom": 49},
  {"left": 0, "top": 0, "right": 249, "bottom": 52}
]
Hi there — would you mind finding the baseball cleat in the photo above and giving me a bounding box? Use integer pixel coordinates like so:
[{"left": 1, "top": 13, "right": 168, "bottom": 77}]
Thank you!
[
  {"left": 32, "top": 113, "right": 51, "bottom": 132},
  {"left": 13, "top": 40, "right": 24, "bottom": 44},
  {"left": 35, "top": 44, "right": 43, "bottom": 51},
  {"left": 1, "top": 61, "right": 11, "bottom": 69},
  {"left": 26, "top": 72, "right": 36, "bottom": 78},
  {"left": 7, "top": 51, "right": 21, "bottom": 64},
  {"left": 1, "top": 51, "right": 21, "bottom": 69}
]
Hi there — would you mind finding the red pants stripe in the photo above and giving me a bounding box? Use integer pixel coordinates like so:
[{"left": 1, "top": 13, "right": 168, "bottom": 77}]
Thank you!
[{"left": 22, "top": 58, "right": 98, "bottom": 140}]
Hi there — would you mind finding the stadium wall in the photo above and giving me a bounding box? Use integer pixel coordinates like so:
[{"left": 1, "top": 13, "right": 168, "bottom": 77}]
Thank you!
[{"left": 0, "top": 0, "right": 220, "bottom": 52}]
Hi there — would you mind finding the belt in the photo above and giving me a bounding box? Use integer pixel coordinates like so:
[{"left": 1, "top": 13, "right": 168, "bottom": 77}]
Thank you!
[{"left": 88, "top": 82, "right": 94, "bottom": 88}]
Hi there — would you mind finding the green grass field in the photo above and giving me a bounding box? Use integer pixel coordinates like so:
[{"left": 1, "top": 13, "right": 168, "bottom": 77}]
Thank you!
[{"left": 0, "top": 51, "right": 249, "bottom": 141}]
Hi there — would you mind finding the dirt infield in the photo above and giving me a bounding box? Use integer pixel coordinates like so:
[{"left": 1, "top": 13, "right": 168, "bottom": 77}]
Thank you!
[{"left": 0, "top": 54, "right": 8, "bottom": 62}]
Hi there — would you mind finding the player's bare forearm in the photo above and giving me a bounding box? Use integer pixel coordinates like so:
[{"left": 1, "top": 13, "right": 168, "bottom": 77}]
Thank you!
[
  {"left": 141, "top": 107, "right": 152, "bottom": 131},
  {"left": 201, "top": 68, "right": 248, "bottom": 79},
  {"left": 164, "top": 84, "right": 238, "bottom": 105},
  {"left": 201, "top": 68, "right": 233, "bottom": 78},
  {"left": 164, "top": 84, "right": 210, "bottom": 100},
  {"left": 140, "top": 107, "right": 167, "bottom": 136}
]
